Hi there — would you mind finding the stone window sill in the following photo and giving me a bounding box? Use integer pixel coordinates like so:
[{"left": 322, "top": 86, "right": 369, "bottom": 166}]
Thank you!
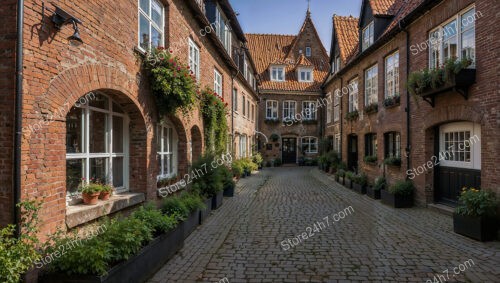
[{"left": 66, "top": 192, "right": 145, "bottom": 229}]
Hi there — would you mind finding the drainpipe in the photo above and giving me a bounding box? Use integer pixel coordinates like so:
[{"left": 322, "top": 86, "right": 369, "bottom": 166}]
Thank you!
[
  {"left": 399, "top": 20, "right": 411, "bottom": 176},
  {"left": 14, "top": 0, "right": 24, "bottom": 237},
  {"left": 339, "top": 77, "right": 343, "bottom": 161}
]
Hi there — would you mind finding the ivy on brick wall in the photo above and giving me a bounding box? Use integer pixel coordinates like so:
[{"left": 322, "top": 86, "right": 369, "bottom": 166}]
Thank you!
[
  {"left": 143, "top": 47, "right": 198, "bottom": 115},
  {"left": 200, "top": 87, "right": 229, "bottom": 154}
]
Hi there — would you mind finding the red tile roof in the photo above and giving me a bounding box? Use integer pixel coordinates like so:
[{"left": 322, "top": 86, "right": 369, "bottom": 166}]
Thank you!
[
  {"left": 333, "top": 15, "right": 359, "bottom": 63},
  {"left": 369, "top": 0, "right": 399, "bottom": 16}
]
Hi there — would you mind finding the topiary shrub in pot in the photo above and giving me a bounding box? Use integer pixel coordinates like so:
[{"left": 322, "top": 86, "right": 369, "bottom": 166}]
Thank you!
[
  {"left": 367, "top": 176, "right": 385, "bottom": 199},
  {"left": 453, "top": 187, "right": 498, "bottom": 241},
  {"left": 335, "top": 169, "right": 345, "bottom": 184},
  {"left": 352, "top": 173, "right": 368, "bottom": 194},
  {"left": 381, "top": 180, "right": 414, "bottom": 208},
  {"left": 344, "top": 171, "right": 355, "bottom": 189},
  {"left": 220, "top": 165, "right": 236, "bottom": 197},
  {"left": 191, "top": 154, "right": 224, "bottom": 210}
]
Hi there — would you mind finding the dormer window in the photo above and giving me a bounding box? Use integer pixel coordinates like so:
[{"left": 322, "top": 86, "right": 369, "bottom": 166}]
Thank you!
[
  {"left": 305, "top": 46, "right": 312, "bottom": 57},
  {"left": 362, "top": 21, "right": 374, "bottom": 51},
  {"left": 298, "top": 68, "right": 313, "bottom": 82},
  {"left": 271, "top": 66, "right": 285, "bottom": 82}
]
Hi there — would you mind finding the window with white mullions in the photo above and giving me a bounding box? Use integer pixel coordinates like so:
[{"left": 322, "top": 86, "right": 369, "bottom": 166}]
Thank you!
[
  {"left": 385, "top": 51, "right": 399, "bottom": 99},
  {"left": 302, "top": 137, "right": 318, "bottom": 154},
  {"left": 189, "top": 39, "right": 200, "bottom": 81},
  {"left": 439, "top": 122, "right": 481, "bottom": 169},
  {"left": 138, "top": 0, "right": 164, "bottom": 50},
  {"left": 266, "top": 100, "right": 278, "bottom": 119},
  {"left": 302, "top": 101, "right": 317, "bottom": 120},
  {"left": 66, "top": 93, "right": 129, "bottom": 204},
  {"left": 362, "top": 21, "right": 374, "bottom": 51},
  {"left": 214, "top": 69, "right": 222, "bottom": 97},
  {"left": 283, "top": 100, "right": 296, "bottom": 121},
  {"left": 364, "top": 65, "right": 378, "bottom": 106},
  {"left": 384, "top": 132, "right": 401, "bottom": 158},
  {"left": 348, "top": 78, "right": 358, "bottom": 112},
  {"left": 333, "top": 91, "right": 340, "bottom": 122},
  {"left": 271, "top": 66, "right": 285, "bottom": 81},
  {"left": 157, "top": 122, "right": 178, "bottom": 180}
]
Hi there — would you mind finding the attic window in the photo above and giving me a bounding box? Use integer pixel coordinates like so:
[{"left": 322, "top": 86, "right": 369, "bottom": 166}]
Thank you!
[
  {"left": 271, "top": 66, "right": 285, "bottom": 82},
  {"left": 298, "top": 68, "right": 313, "bottom": 82},
  {"left": 362, "top": 21, "right": 374, "bottom": 51},
  {"left": 305, "top": 46, "right": 312, "bottom": 57}
]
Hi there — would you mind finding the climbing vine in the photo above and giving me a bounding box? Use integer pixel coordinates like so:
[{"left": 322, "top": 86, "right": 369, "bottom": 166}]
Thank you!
[
  {"left": 200, "top": 87, "right": 229, "bottom": 154},
  {"left": 143, "top": 47, "right": 198, "bottom": 115}
]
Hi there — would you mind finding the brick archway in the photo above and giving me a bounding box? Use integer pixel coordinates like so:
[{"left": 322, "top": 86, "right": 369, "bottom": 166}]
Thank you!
[{"left": 422, "top": 105, "right": 483, "bottom": 130}]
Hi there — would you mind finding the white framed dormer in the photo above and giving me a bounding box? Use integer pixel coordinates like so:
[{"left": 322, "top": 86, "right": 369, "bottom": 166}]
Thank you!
[
  {"left": 362, "top": 21, "right": 374, "bottom": 51},
  {"left": 270, "top": 65, "right": 286, "bottom": 82},
  {"left": 298, "top": 67, "right": 313, "bottom": 82}
]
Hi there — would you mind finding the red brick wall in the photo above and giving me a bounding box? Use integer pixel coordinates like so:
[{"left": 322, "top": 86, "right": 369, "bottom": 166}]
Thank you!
[{"left": 0, "top": 0, "right": 17, "bottom": 226}]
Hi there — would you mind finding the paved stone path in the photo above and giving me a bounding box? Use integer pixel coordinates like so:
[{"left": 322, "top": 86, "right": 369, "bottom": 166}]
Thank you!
[{"left": 148, "top": 167, "right": 500, "bottom": 283}]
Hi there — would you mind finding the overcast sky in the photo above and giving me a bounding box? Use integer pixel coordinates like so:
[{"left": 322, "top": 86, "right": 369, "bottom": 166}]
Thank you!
[{"left": 230, "top": 0, "right": 362, "bottom": 52}]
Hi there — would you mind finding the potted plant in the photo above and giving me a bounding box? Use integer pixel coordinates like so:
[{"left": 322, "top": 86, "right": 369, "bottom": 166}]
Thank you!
[
  {"left": 384, "top": 156, "right": 402, "bottom": 167},
  {"left": 453, "top": 187, "right": 498, "bottom": 241},
  {"left": 344, "top": 171, "right": 355, "bottom": 189},
  {"left": 335, "top": 169, "right": 344, "bottom": 183},
  {"left": 191, "top": 154, "right": 224, "bottom": 210},
  {"left": 99, "top": 184, "right": 113, "bottom": 200},
  {"left": 364, "top": 103, "right": 378, "bottom": 115},
  {"left": 367, "top": 176, "right": 385, "bottom": 199},
  {"left": 383, "top": 94, "right": 400, "bottom": 108},
  {"left": 352, "top": 173, "right": 368, "bottom": 194},
  {"left": 79, "top": 181, "right": 103, "bottom": 205},
  {"left": 345, "top": 110, "right": 359, "bottom": 121},
  {"left": 364, "top": 155, "right": 377, "bottom": 165},
  {"left": 220, "top": 166, "right": 236, "bottom": 197},
  {"left": 252, "top": 153, "right": 264, "bottom": 170},
  {"left": 381, "top": 180, "right": 414, "bottom": 208}
]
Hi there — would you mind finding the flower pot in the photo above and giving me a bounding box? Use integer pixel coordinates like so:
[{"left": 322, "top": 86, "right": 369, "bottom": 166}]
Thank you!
[
  {"left": 199, "top": 198, "right": 212, "bottom": 225},
  {"left": 211, "top": 190, "right": 223, "bottom": 210},
  {"left": 82, "top": 192, "right": 100, "bottom": 205},
  {"left": 352, "top": 183, "right": 367, "bottom": 194},
  {"left": 366, "top": 186, "right": 381, "bottom": 199},
  {"left": 223, "top": 185, "right": 235, "bottom": 197},
  {"left": 40, "top": 225, "right": 184, "bottom": 283},
  {"left": 338, "top": 176, "right": 344, "bottom": 185},
  {"left": 182, "top": 209, "right": 200, "bottom": 239},
  {"left": 453, "top": 214, "right": 498, "bottom": 242},
  {"left": 345, "top": 179, "right": 352, "bottom": 189},
  {"left": 381, "top": 190, "right": 413, "bottom": 208},
  {"left": 99, "top": 191, "right": 111, "bottom": 201}
]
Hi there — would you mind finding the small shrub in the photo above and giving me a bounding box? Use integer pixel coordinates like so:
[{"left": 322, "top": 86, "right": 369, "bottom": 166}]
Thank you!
[
  {"left": 345, "top": 111, "right": 359, "bottom": 121},
  {"left": 219, "top": 165, "right": 236, "bottom": 190},
  {"left": 335, "top": 169, "right": 346, "bottom": 178},
  {"left": 180, "top": 192, "right": 206, "bottom": 212},
  {"left": 353, "top": 173, "right": 368, "bottom": 186},
  {"left": 252, "top": 153, "right": 264, "bottom": 167},
  {"left": 384, "top": 156, "right": 401, "bottom": 166},
  {"left": 161, "top": 196, "right": 190, "bottom": 220},
  {"left": 388, "top": 180, "right": 414, "bottom": 197},
  {"left": 455, "top": 188, "right": 498, "bottom": 217},
  {"left": 191, "top": 153, "right": 223, "bottom": 197},
  {"left": 364, "top": 155, "right": 377, "bottom": 163},
  {"left": 345, "top": 171, "right": 355, "bottom": 180},
  {"left": 132, "top": 203, "right": 178, "bottom": 235},
  {"left": 374, "top": 176, "right": 386, "bottom": 191},
  {"left": 273, "top": 158, "right": 282, "bottom": 167}
]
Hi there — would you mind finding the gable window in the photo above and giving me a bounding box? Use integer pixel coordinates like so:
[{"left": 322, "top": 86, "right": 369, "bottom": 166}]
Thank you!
[
  {"left": 429, "top": 6, "right": 476, "bottom": 69},
  {"left": 271, "top": 66, "right": 285, "bottom": 82},
  {"left": 232, "top": 88, "right": 238, "bottom": 112},
  {"left": 362, "top": 21, "right": 374, "bottom": 51},
  {"left": 333, "top": 91, "right": 340, "bottom": 122},
  {"left": 283, "top": 100, "right": 296, "bottom": 121},
  {"left": 365, "top": 133, "right": 377, "bottom": 158},
  {"left": 305, "top": 46, "right": 312, "bottom": 57},
  {"left": 298, "top": 68, "right": 313, "bottom": 82},
  {"left": 385, "top": 51, "right": 399, "bottom": 99},
  {"left": 157, "top": 122, "right": 178, "bottom": 180},
  {"left": 266, "top": 100, "right": 278, "bottom": 119},
  {"left": 188, "top": 39, "right": 200, "bottom": 81},
  {"left": 214, "top": 6, "right": 232, "bottom": 55},
  {"left": 326, "top": 93, "right": 333, "bottom": 123},
  {"left": 214, "top": 69, "right": 222, "bottom": 97},
  {"left": 302, "top": 101, "right": 317, "bottom": 120},
  {"left": 364, "top": 64, "right": 378, "bottom": 106},
  {"left": 348, "top": 78, "right": 359, "bottom": 113},
  {"left": 139, "top": 0, "right": 164, "bottom": 50},
  {"left": 302, "top": 137, "right": 318, "bottom": 154},
  {"left": 384, "top": 132, "right": 401, "bottom": 158},
  {"left": 66, "top": 93, "right": 129, "bottom": 204}
]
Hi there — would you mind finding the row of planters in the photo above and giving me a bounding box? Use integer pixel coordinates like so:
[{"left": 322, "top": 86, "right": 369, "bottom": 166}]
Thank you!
[
  {"left": 330, "top": 170, "right": 499, "bottom": 242},
  {"left": 231, "top": 157, "right": 260, "bottom": 179}
]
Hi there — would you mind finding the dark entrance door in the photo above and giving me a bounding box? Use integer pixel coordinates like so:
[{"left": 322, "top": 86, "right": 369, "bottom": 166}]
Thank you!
[
  {"left": 347, "top": 135, "right": 358, "bottom": 171},
  {"left": 435, "top": 166, "right": 481, "bottom": 205},
  {"left": 282, "top": 138, "right": 297, "bottom": 164}
]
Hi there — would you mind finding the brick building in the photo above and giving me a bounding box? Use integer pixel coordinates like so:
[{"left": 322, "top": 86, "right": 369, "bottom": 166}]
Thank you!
[
  {"left": 247, "top": 9, "right": 330, "bottom": 165},
  {"left": 323, "top": 0, "right": 499, "bottom": 206},
  {"left": 0, "top": 0, "right": 258, "bottom": 237}
]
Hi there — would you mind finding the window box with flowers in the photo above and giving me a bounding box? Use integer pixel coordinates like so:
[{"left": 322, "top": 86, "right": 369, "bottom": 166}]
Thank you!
[
  {"left": 408, "top": 58, "right": 475, "bottom": 107},
  {"left": 384, "top": 156, "right": 401, "bottom": 167},
  {"left": 383, "top": 95, "right": 400, "bottom": 108},
  {"left": 364, "top": 103, "right": 378, "bottom": 115},
  {"left": 264, "top": 117, "right": 281, "bottom": 124},
  {"left": 364, "top": 155, "right": 377, "bottom": 165},
  {"left": 453, "top": 187, "right": 498, "bottom": 241},
  {"left": 345, "top": 110, "right": 359, "bottom": 122}
]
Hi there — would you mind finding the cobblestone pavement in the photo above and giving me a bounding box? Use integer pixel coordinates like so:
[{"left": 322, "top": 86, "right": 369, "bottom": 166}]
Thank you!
[{"left": 149, "top": 167, "right": 500, "bottom": 283}]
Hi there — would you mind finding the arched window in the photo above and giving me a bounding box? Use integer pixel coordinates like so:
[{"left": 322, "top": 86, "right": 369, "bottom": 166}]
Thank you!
[
  {"left": 66, "top": 93, "right": 129, "bottom": 203},
  {"left": 157, "top": 120, "right": 179, "bottom": 179}
]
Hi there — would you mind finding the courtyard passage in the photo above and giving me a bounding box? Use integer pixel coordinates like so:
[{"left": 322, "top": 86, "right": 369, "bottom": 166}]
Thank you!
[{"left": 149, "top": 167, "right": 500, "bottom": 283}]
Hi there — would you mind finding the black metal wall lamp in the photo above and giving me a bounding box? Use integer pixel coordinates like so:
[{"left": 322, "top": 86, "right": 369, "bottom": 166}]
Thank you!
[{"left": 42, "top": 1, "right": 84, "bottom": 45}]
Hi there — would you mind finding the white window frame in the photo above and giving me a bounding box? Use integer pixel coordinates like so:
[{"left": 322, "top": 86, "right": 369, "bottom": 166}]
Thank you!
[
  {"left": 239, "top": 135, "right": 247, "bottom": 158},
  {"left": 362, "top": 21, "right": 374, "bottom": 51},
  {"left": 214, "top": 69, "right": 222, "bottom": 97},
  {"left": 305, "top": 46, "right": 312, "bottom": 57},
  {"left": 271, "top": 66, "right": 285, "bottom": 82},
  {"left": 232, "top": 88, "right": 238, "bottom": 112},
  {"left": 302, "top": 136, "right": 318, "bottom": 154},
  {"left": 266, "top": 100, "right": 278, "bottom": 119},
  {"left": 348, "top": 78, "right": 359, "bottom": 113},
  {"left": 326, "top": 93, "right": 333, "bottom": 123},
  {"left": 334, "top": 133, "right": 341, "bottom": 153},
  {"left": 138, "top": 0, "right": 165, "bottom": 51},
  {"left": 283, "top": 100, "right": 296, "bottom": 121},
  {"left": 157, "top": 122, "right": 178, "bottom": 180},
  {"left": 334, "top": 90, "right": 340, "bottom": 122},
  {"left": 302, "top": 101, "right": 317, "bottom": 120},
  {"left": 298, "top": 68, "right": 313, "bottom": 82},
  {"left": 439, "top": 122, "right": 481, "bottom": 169},
  {"left": 385, "top": 51, "right": 399, "bottom": 99},
  {"left": 364, "top": 64, "right": 378, "bottom": 106},
  {"left": 188, "top": 38, "right": 200, "bottom": 81},
  {"left": 66, "top": 93, "right": 130, "bottom": 204},
  {"left": 429, "top": 6, "right": 476, "bottom": 69}
]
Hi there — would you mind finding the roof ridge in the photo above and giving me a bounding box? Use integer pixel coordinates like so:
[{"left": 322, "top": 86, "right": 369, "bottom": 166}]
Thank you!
[{"left": 245, "top": 33, "right": 297, "bottom": 38}]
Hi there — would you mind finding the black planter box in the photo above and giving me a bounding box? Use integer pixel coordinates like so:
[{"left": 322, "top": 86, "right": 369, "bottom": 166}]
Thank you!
[
  {"left": 199, "top": 198, "right": 212, "bottom": 224},
  {"left": 338, "top": 176, "right": 345, "bottom": 185},
  {"left": 381, "top": 190, "right": 413, "bottom": 208},
  {"left": 352, "top": 183, "right": 367, "bottom": 194},
  {"left": 453, "top": 214, "right": 498, "bottom": 242},
  {"left": 223, "top": 185, "right": 235, "bottom": 197},
  {"left": 212, "top": 190, "right": 223, "bottom": 210},
  {"left": 182, "top": 209, "right": 200, "bottom": 239},
  {"left": 40, "top": 225, "right": 184, "bottom": 283},
  {"left": 366, "top": 186, "right": 381, "bottom": 199},
  {"left": 334, "top": 175, "right": 340, "bottom": 182},
  {"left": 345, "top": 179, "right": 353, "bottom": 189}
]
